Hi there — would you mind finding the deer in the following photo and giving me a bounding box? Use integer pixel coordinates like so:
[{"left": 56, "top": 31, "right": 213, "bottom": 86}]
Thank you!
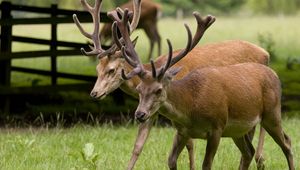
[
  {"left": 73, "top": 0, "right": 268, "bottom": 169},
  {"left": 113, "top": 10, "right": 295, "bottom": 170},
  {"left": 100, "top": 0, "right": 161, "bottom": 60}
]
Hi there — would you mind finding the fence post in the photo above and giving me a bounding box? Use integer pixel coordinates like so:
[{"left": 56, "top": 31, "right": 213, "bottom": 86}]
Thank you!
[
  {"left": 50, "top": 4, "right": 58, "bottom": 85},
  {"left": 0, "top": 1, "right": 13, "bottom": 113}
]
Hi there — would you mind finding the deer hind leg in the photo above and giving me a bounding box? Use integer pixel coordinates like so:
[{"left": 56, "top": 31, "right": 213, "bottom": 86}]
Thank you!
[
  {"left": 186, "top": 138, "right": 195, "bottom": 170},
  {"left": 255, "top": 126, "right": 266, "bottom": 170},
  {"left": 247, "top": 126, "right": 266, "bottom": 170},
  {"left": 262, "top": 120, "right": 294, "bottom": 170},
  {"left": 233, "top": 134, "right": 255, "bottom": 170},
  {"left": 127, "top": 118, "right": 155, "bottom": 170},
  {"left": 143, "top": 26, "right": 155, "bottom": 61},
  {"left": 168, "top": 131, "right": 189, "bottom": 170},
  {"left": 261, "top": 100, "right": 294, "bottom": 170},
  {"left": 153, "top": 26, "right": 161, "bottom": 57}
]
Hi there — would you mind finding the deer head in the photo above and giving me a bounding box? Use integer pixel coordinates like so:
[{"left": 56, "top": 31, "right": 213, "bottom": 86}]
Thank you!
[
  {"left": 112, "top": 11, "right": 215, "bottom": 121},
  {"left": 73, "top": 0, "right": 141, "bottom": 99}
]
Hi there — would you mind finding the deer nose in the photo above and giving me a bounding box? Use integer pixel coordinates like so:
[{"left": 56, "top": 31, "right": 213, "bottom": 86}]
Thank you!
[
  {"left": 90, "top": 91, "right": 98, "bottom": 98},
  {"left": 135, "top": 111, "right": 146, "bottom": 122}
]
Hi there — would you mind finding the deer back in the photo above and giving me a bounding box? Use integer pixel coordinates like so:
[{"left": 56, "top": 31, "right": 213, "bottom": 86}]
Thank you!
[{"left": 166, "top": 40, "right": 269, "bottom": 79}]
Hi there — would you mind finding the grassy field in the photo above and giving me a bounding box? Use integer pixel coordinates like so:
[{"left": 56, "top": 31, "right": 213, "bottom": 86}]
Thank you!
[{"left": 0, "top": 117, "right": 299, "bottom": 170}]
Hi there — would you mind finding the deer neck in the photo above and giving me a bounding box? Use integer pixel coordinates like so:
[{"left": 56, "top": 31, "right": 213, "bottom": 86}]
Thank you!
[{"left": 158, "top": 81, "right": 192, "bottom": 126}]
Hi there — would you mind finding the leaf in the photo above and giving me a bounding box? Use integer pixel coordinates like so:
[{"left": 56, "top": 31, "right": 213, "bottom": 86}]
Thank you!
[{"left": 83, "top": 143, "right": 95, "bottom": 159}]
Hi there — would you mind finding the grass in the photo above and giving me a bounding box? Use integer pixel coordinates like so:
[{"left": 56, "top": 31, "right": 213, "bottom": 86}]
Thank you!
[{"left": 0, "top": 117, "right": 299, "bottom": 170}]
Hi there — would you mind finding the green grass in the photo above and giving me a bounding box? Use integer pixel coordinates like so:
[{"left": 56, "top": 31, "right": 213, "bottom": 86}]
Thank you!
[{"left": 0, "top": 117, "right": 299, "bottom": 170}]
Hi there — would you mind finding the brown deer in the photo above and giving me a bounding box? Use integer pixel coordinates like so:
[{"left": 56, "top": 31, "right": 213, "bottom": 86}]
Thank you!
[
  {"left": 74, "top": 0, "right": 268, "bottom": 169},
  {"left": 114, "top": 12, "right": 295, "bottom": 169},
  {"left": 100, "top": 0, "right": 161, "bottom": 60}
]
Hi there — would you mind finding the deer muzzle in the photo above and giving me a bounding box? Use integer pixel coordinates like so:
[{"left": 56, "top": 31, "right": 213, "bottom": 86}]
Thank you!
[
  {"left": 90, "top": 91, "right": 106, "bottom": 100},
  {"left": 135, "top": 111, "right": 147, "bottom": 123}
]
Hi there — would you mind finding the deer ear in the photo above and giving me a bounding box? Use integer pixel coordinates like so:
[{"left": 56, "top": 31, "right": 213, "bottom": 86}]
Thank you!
[{"left": 165, "top": 67, "right": 182, "bottom": 81}]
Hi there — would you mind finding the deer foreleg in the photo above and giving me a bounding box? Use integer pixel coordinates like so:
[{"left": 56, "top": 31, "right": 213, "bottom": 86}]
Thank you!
[
  {"left": 127, "top": 118, "right": 154, "bottom": 170},
  {"left": 202, "top": 128, "right": 222, "bottom": 170},
  {"left": 233, "top": 135, "right": 255, "bottom": 170},
  {"left": 186, "top": 139, "right": 195, "bottom": 170},
  {"left": 168, "top": 131, "right": 189, "bottom": 170}
]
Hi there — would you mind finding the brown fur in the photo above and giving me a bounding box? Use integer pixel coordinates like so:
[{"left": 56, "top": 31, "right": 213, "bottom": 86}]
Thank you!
[{"left": 135, "top": 63, "right": 294, "bottom": 169}]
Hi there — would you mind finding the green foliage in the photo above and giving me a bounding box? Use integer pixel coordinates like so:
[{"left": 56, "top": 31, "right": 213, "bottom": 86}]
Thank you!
[
  {"left": 247, "top": 0, "right": 300, "bottom": 14},
  {"left": 200, "top": 0, "right": 247, "bottom": 13},
  {"left": 157, "top": 0, "right": 246, "bottom": 15},
  {"left": 70, "top": 143, "right": 100, "bottom": 170},
  {"left": 257, "top": 32, "right": 277, "bottom": 62}
]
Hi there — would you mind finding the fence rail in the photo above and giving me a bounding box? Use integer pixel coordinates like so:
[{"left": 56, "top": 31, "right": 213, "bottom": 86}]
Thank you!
[{"left": 0, "top": 1, "right": 112, "bottom": 113}]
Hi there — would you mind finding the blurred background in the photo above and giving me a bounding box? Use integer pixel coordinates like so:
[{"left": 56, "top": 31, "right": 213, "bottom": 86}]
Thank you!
[{"left": 0, "top": 0, "right": 300, "bottom": 126}]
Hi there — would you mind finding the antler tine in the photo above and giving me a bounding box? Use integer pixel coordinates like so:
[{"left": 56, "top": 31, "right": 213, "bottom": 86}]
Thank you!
[
  {"left": 168, "top": 24, "right": 193, "bottom": 67},
  {"left": 120, "top": 41, "right": 144, "bottom": 80},
  {"left": 121, "top": 46, "right": 138, "bottom": 68},
  {"left": 130, "top": 0, "right": 142, "bottom": 33},
  {"left": 74, "top": 0, "right": 116, "bottom": 58},
  {"left": 151, "top": 60, "right": 157, "bottom": 78},
  {"left": 155, "top": 39, "right": 173, "bottom": 78},
  {"left": 162, "top": 39, "right": 173, "bottom": 73},
  {"left": 112, "top": 22, "right": 123, "bottom": 49},
  {"left": 190, "top": 12, "right": 216, "bottom": 50},
  {"left": 121, "top": 66, "right": 143, "bottom": 80}
]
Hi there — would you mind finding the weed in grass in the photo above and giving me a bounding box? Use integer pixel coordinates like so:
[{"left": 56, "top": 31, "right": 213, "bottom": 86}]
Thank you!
[{"left": 69, "top": 143, "right": 100, "bottom": 170}]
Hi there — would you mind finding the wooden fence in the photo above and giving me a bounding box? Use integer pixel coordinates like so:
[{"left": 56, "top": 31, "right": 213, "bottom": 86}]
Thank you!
[{"left": 0, "top": 1, "right": 112, "bottom": 113}]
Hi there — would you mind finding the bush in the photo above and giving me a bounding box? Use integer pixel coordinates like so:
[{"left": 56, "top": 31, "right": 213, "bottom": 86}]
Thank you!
[{"left": 247, "top": 0, "right": 300, "bottom": 15}]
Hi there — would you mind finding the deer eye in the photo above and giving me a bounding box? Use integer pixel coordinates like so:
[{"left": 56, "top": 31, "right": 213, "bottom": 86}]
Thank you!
[{"left": 108, "top": 69, "right": 116, "bottom": 75}]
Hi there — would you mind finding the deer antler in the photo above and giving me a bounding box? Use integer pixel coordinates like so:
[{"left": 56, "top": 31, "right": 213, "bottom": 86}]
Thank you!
[
  {"left": 73, "top": 0, "right": 117, "bottom": 59},
  {"left": 153, "top": 25, "right": 192, "bottom": 79},
  {"left": 110, "top": 8, "right": 145, "bottom": 80},
  {"left": 168, "top": 13, "right": 216, "bottom": 67},
  {"left": 190, "top": 12, "right": 216, "bottom": 50},
  {"left": 152, "top": 13, "right": 216, "bottom": 79},
  {"left": 112, "top": 11, "right": 215, "bottom": 80}
]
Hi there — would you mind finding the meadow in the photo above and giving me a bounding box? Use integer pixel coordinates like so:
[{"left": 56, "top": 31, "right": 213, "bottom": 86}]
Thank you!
[
  {"left": 2, "top": 14, "right": 300, "bottom": 169},
  {"left": 0, "top": 117, "right": 299, "bottom": 170}
]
